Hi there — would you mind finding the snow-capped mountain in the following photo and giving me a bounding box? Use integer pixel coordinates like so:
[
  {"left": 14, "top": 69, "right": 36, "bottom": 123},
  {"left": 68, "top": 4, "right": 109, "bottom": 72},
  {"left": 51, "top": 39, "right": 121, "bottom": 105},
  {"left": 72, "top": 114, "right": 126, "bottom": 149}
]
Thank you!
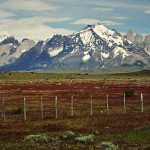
[
  {"left": 0, "top": 23, "right": 150, "bottom": 72},
  {"left": 0, "top": 34, "right": 35, "bottom": 67}
]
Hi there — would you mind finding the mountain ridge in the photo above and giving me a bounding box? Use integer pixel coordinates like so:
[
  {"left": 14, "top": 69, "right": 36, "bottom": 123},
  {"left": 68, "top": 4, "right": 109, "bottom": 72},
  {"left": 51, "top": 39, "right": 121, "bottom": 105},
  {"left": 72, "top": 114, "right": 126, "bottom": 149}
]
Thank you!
[
  {"left": 0, "top": 23, "right": 150, "bottom": 72},
  {"left": 0, "top": 34, "right": 35, "bottom": 67}
]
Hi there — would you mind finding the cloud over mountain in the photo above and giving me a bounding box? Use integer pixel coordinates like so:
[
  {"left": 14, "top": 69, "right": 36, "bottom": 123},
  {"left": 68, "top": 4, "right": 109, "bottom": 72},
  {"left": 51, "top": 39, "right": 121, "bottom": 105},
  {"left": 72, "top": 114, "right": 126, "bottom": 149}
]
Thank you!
[
  {"left": 0, "top": 0, "right": 149, "bottom": 40},
  {"left": 0, "top": 0, "right": 60, "bottom": 11}
]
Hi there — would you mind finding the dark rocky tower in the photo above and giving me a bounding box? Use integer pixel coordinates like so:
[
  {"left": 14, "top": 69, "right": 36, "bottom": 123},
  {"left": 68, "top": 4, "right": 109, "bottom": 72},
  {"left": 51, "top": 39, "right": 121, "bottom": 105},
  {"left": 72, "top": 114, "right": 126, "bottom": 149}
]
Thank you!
[
  {"left": 144, "top": 35, "right": 150, "bottom": 55},
  {"left": 126, "top": 29, "right": 134, "bottom": 42},
  {"left": 134, "top": 34, "right": 144, "bottom": 47}
]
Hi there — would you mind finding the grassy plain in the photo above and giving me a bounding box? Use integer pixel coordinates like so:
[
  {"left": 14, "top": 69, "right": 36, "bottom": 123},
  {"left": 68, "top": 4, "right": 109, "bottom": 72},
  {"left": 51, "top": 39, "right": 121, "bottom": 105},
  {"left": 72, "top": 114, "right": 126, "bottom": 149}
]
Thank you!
[{"left": 0, "top": 70, "right": 150, "bottom": 149}]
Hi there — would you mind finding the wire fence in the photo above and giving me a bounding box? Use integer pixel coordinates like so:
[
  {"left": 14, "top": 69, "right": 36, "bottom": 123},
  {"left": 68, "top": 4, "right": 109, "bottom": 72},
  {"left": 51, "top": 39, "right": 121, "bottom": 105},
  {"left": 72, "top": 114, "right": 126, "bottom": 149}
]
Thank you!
[{"left": 1, "top": 92, "right": 150, "bottom": 121}]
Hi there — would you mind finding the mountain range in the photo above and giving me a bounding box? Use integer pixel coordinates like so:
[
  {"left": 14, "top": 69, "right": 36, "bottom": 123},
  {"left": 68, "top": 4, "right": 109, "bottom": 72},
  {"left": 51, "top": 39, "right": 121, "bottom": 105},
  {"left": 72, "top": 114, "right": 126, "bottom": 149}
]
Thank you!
[
  {"left": 126, "top": 29, "right": 150, "bottom": 55},
  {"left": 0, "top": 34, "right": 35, "bottom": 67},
  {"left": 0, "top": 23, "right": 150, "bottom": 72}
]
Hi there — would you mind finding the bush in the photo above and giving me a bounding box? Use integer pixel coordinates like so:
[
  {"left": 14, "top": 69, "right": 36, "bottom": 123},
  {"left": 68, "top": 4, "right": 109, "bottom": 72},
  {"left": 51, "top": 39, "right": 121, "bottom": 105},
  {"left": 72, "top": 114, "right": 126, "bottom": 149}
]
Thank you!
[
  {"left": 125, "top": 90, "right": 134, "bottom": 97},
  {"left": 24, "top": 134, "right": 50, "bottom": 144},
  {"left": 12, "top": 107, "right": 23, "bottom": 115},
  {"left": 59, "top": 131, "right": 76, "bottom": 140},
  {"left": 99, "top": 141, "right": 118, "bottom": 150},
  {"left": 74, "top": 134, "right": 95, "bottom": 144},
  {"left": 91, "top": 130, "right": 100, "bottom": 136},
  {"left": 143, "top": 145, "right": 150, "bottom": 150},
  {"left": 12, "top": 88, "right": 23, "bottom": 93}
]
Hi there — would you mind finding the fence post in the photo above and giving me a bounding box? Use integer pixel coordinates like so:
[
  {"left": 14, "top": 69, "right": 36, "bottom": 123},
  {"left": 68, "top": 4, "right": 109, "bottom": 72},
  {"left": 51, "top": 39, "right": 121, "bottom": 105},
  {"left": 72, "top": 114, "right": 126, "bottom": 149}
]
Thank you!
[
  {"left": 90, "top": 95, "right": 93, "bottom": 116},
  {"left": 55, "top": 96, "right": 58, "bottom": 119},
  {"left": 23, "top": 97, "right": 26, "bottom": 121},
  {"left": 41, "top": 97, "right": 44, "bottom": 119},
  {"left": 71, "top": 96, "right": 74, "bottom": 117},
  {"left": 141, "top": 93, "right": 144, "bottom": 113},
  {"left": 107, "top": 94, "right": 109, "bottom": 115},
  {"left": 124, "top": 93, "right": 126, "bottom": 114},
  {"left": 2, "top": 98, "right": 6, "bottom": 122}
]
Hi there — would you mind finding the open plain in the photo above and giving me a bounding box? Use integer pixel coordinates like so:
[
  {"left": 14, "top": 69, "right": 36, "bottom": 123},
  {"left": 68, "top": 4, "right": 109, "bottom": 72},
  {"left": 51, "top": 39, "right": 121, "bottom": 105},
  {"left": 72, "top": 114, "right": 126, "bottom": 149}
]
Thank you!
[{"left": 0, "top": 71, "right": 150, "bottom": 149}]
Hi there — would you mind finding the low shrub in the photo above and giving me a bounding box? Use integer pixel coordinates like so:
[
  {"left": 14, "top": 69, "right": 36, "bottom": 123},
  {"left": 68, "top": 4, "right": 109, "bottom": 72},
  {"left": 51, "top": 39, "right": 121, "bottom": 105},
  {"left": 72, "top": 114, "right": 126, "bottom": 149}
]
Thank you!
[
  {"left": 74, "top": 134, "right": 95, "bottom": 144},
  {"left": 24, "top": 134, "right": 50, "bottom": 144},
  {"left": 99, "top": 141, "right": 118, "bottom": 150},
  {"left": 143, "top": 145, "right": 150, "bottom": 150},
  {"left": 125, "top": 90, "right": 134, "bottom": 97},
  {"left": 91, "top": 130, "right": 100, "bottom": 136},
  {"left": 12, "top": 107, "right": 23, "bottom": 115},
  {"left": 59, "top": 131, "right": 76, "bottom": 140},
  {"left": 12, "top": 88, "right": 23, "bottom": 93}
]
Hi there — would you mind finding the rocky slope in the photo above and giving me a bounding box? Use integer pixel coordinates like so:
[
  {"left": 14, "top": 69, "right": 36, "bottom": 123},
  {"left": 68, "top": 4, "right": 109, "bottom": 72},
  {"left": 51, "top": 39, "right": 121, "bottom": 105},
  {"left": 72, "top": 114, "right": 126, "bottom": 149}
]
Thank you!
[
  {"left": 126, "top": 29, "right": 150, "bottom": 55},
  {"left": 0, "top": 34, "right": 35, "bottom": 66}
]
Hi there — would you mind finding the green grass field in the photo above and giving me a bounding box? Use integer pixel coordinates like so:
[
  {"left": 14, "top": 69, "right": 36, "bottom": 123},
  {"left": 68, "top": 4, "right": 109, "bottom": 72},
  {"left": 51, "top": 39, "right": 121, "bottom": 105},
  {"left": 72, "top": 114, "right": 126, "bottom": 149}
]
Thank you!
[{"left": 0, "top": 70, "right": 150, "bottom": 81}]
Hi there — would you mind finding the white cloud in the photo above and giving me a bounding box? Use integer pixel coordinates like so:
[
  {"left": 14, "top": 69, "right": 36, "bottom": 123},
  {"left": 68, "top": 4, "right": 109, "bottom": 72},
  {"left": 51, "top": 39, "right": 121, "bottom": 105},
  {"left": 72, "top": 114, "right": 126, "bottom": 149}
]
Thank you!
[
  {"left": 0, "top": 17, "right": 74, "bottom": 41},
  {"left": 145, "top": 10, "right": 150, "bottom": 14},
  {"left": 8, "top": 25, "right": 75, "bottom": 41},
  {"left": 112, "top": 17, "right": 129, "bottom": 20},
  {"left": 93, "top": 8, "right": 114, "bottom": 11},
  {"left": 102, "top": 20, "right": 124, "bottom": 26},
  {"left": 72, "top": 18, "right": 124, "bottom": 26},
  {"left": 0, "top": 10, "right": 16, "bottom": 18},
  {"left": 72, "top": 18, "right": 100, "bottom": 25},
  {"left": 97, "top": 1, "right": 149, "bottom": 9},
  {"left": 0, "top": 0, "right": 60, "bottom": 11}
]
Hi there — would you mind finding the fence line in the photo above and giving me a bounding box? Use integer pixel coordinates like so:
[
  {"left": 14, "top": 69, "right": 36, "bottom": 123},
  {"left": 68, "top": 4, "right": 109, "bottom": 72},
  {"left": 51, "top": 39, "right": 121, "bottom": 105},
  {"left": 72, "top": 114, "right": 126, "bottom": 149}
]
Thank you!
[
  {"left": 90, "top": 95, "right": 93, "bottom": 116},
  {"left": 71, "top": 96, "right": 74, "bottom": 117},
  {"left": 41, "top": 97, "right": 44, "bottom": 119},
  {"left": 124, "top": 93, "right": 126, "bottom": 114},
  {"left": 141, "top": 93, "right": 144, "bottom": 113},
  {"left": 55, "top": 96, "right": 58, "bottom": 119},
  {"left": 0, "top": 93, "right": 149, "bottom": 121},
  {"left": 23, "top": 97, "right": 26, "bottom": 121},
  {"left": 106, "top": 94, "right": 109, "bottom": 115},
  {"left": 2, "top": 98, "right": 6, "bottom": 122}
]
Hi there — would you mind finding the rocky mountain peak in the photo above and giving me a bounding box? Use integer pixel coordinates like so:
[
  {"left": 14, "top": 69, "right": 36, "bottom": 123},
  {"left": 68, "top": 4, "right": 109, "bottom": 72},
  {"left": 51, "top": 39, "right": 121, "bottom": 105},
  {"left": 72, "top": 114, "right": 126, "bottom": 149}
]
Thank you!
[
  {"left": 0, "top": 35, "right": 35, "bottom": 67},
  {"left": 145, "top": 35, "right": 150, "bottom": 47},
  {"left": 80, "top": 23, "right": 116, "bottom": 36},
  {"left": 126, "top": 29, "right": 134, "bottom": 42},
  {"left": 125, "top": 29, "right": 150, "bottom": 56},
  {"left": 134, "top": 33, "right": 144, "bottom": 47},
  {"left": 0, "top": 36, "right": 19, "bottom": 46},
  {"left": 0, "top": 33, "right": 10, "bottom": 43}
]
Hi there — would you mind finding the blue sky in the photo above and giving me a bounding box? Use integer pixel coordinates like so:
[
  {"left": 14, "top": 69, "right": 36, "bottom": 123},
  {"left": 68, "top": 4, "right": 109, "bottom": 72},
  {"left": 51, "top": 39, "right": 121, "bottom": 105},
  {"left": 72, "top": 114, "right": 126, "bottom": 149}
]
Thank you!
[{"left": 0, "top": 0, "right": 150, "bottom": 41}]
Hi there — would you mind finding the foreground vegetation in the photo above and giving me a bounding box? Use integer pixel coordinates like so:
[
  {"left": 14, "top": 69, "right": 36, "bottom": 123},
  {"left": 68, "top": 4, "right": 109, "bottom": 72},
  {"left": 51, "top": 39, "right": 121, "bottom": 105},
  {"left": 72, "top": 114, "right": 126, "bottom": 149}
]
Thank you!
[
  {"left": 0, "top": 71, "right": 150, "bottom": 149},
  {"left": 0, "top": 115, "right": 150, "bottom": 149}
]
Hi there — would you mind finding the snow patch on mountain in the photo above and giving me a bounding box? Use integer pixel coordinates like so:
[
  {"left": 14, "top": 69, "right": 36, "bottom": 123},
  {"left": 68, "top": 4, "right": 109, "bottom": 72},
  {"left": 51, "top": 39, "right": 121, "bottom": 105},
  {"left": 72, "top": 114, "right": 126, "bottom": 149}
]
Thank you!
[
  {"left": 101, "top": 52, "right": 109, "bottom": 59},
  {"left": 0, "top": 34, "right": 9, "bottom": 42},
  {"left": 84, "top": 51, "right": 89, "bottom": 55},
  {"left": 71, "top": 48, "right": 79, "bottom": 55},
  {"left": 93, "top": 24, "right": 114, "bottom": 39},
  {"left": 83, "top": 54, "right": 90, "bottom": 62},
  {"left": 113, "top": 47, "right": 129, "bottom": 59},
  {"left": 48, "top": 46, "right": 63, "bottom": 57},
  {"left": 80, "top": 30, "right": 94, "bottom": 45},
  {"left": 21, "top": 49, "right": 28, "bottom": 53},
  {"left": 93, "top": 24, "right": 123, "bottom": 46}
]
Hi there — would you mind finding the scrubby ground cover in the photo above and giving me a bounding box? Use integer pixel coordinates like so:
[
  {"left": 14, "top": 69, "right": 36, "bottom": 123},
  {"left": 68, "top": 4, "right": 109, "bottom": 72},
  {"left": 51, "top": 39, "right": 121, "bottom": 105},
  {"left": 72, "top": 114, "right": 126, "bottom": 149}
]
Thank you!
[{"left": 0, "top": 72, "right": 150, "bottom": 149}]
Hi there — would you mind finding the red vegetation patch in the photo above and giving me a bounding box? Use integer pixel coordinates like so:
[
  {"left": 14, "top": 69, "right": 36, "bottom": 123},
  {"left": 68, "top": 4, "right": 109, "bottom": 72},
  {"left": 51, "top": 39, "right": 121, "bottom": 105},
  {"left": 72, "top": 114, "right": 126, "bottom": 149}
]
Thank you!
[{"left": 0, "top": 80, "right": 149, "bottom": 144}]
